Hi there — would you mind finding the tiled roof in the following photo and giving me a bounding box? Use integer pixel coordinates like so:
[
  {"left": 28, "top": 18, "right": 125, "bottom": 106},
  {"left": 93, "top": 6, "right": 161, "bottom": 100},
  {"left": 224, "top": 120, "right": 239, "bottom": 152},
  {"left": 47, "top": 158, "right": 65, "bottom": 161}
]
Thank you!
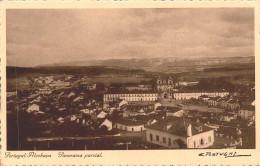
[
  {"left": 146, "top": 117, "right": 213, "bottom": 137},
  {"left": 156, "top": 106, "right": 181, "bottom": 113},
  {"left": 115, "top": 118, "right": 144, "bottom": 126}
]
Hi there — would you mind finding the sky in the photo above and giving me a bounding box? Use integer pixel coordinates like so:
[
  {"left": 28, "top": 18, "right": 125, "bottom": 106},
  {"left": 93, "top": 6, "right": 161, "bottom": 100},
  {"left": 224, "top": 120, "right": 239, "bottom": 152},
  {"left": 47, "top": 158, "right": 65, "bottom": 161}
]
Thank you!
[{"left": 7, "top": 8, "right": 254, "bottom": 67}]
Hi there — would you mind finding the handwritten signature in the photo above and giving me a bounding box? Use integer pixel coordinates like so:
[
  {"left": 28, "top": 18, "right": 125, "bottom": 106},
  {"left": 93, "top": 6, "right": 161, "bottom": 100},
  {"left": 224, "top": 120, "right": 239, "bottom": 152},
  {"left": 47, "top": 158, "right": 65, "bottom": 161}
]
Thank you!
[{"left": 199, "top": 152, "right": 251, "bottom": 158}]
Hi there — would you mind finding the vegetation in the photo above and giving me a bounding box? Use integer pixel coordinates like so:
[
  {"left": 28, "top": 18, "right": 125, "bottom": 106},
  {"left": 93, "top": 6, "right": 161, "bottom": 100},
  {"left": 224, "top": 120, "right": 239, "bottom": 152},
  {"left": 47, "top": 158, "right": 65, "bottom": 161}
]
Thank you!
[{"left": 7, "top": 66, "right": 147, "bottom": 78}]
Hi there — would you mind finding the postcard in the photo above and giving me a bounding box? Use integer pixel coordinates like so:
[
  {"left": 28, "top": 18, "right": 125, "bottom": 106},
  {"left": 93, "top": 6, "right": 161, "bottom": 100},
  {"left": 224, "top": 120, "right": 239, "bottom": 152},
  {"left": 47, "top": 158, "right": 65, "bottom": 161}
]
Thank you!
[{"left": 0, "top": 0, "right": 259, "bottom": 165}]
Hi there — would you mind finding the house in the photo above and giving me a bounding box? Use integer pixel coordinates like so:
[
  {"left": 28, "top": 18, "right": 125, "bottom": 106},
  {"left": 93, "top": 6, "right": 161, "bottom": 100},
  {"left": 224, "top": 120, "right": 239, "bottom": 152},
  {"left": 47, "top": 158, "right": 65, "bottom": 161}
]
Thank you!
[
  {"left": 96, "top": 111, "right": 108, "bottom": 119},
  {"left": 27, "top": 104, "right": 44, "bottom": 114},
  {"left": 219, "top": 112, "right": 236, "bottom": 122},
  {"left": 7, "top": 91, "right": 17, "bottom": 98},
  {"left": 80, "top": 109, "right": 94, "bottom": 115},
  {"left": 127, "top": 114, "right": 161, "bottom": 127},
  {"left": 57, "top": 117, "right": 65, "bottom": 124},
  {"left": 98, "top": 118, "right": 113, "bottom": 131},
  {"left": 114, "top": 118, "right": 145, "bottom": 132},
  {"left": 207, "top": 97, "right": 222, "bottom": 107},
  {"left": 86, "top": 83, "right": 96, "bottom": 90},
  {"left": 103, "top": 91, "right": 158, "bottom": 103},
  {"left": 154, "top": 102, "right": 162, "bottom": 110},
  {"left": 68, "top": 92, "right": 75, "bottom": 98},
  {"left": 165, "top": 107, "right": 185, "bottom": 117},
  {"left": 179, "top": 81, "right": 198, "bottom": 86},
  {"left": 219, "top": 99, "right": 240, "bottom": 110},
  {"left": 73, "top": 96, "right": 84, "bottom": 102},
  {"left": 174, "top": 92, "right": 229, "bottom": 100},
  {"left": 238, "top": 105, "right": 255, "bottom": 121},
  {"left": 198, "top": 95, "right": 210, "bottom": 101},
  {"left": 119, "top": 100, "right": 128, "bottom": 109},
  {"left": 146, "top": 117, "right": 215, "bottom": 149}
]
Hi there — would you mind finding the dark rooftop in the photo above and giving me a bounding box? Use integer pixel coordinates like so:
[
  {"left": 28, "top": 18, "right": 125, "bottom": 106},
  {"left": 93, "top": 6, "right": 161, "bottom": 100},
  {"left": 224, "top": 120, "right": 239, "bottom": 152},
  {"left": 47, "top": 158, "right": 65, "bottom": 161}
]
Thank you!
[
  {"left": 146, "top": 117, "right": 213, "bottom": 137},
  {"left": 115, "top": 118, "right": 145, "bottom": 126}
]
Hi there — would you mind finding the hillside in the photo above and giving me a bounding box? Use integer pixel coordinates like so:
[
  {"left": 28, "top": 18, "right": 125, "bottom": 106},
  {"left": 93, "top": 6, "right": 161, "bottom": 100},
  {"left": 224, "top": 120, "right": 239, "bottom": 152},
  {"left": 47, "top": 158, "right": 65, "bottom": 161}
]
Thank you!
[{"left": 40, "top": 56, "right": 254, "bottom": 73}]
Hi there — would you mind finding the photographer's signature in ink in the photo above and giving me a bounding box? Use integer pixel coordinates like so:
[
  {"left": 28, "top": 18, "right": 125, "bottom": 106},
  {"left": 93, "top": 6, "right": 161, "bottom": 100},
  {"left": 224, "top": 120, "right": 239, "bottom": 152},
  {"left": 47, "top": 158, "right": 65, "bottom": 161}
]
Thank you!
[{"left": 199, "top": 152, "right": 251, "bottom": 158}]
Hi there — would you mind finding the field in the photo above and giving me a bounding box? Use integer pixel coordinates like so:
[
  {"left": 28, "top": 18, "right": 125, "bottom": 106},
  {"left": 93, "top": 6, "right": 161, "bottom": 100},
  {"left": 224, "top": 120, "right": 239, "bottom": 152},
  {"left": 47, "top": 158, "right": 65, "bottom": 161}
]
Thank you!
[
  {"left": 181, "top": 70, "right": 254, "bottom": 85},
  {"left": 7, "top": 77, "right": 30, "bottom": 91},
  {"left": 86, "top": 77, "right": 151, "bottom": 85}
]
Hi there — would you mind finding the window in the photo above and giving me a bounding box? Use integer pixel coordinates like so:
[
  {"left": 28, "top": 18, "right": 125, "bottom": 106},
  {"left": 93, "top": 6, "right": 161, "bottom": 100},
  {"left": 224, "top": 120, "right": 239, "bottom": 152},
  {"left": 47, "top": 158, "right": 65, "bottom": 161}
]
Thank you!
[
  {"left": 156, "top": 135, "right": 159, "bottom": 141},
  {"left": 168, "top": 138, "right": 171, "bottom": 146},
  {"left": 150, "top": 134, "right": 153, "bottom": 141},
  {"left": 132, "top": 128, "right": 134, "bottom": 131},
  {"left": 141, "top": 127, "right": 143, "bottom": 131},
  {"left": 200, "top": 138, "right": 204, "bottom": 145},
  {"left": 125, "top": 127, "right": 127, "bottom": 131},
  {"left": 194, "top": 141, "right": 196, "bottom": 148},
  {"left": 208, "top": 136, "right": 211, "bottom": 143},
  {"left": 199, "top": 126, "right": 202, "bottom": 132},
  {"left": 163, "top": 137, "right": 166, "bottom": 143}
]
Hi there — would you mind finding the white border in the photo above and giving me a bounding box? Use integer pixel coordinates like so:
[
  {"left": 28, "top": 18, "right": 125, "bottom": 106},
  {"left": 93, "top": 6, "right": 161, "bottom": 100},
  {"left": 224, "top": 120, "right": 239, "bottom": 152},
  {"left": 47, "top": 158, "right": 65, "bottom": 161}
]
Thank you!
[{"left": 0, "top": 1, "right": 260, "bottom": 165}]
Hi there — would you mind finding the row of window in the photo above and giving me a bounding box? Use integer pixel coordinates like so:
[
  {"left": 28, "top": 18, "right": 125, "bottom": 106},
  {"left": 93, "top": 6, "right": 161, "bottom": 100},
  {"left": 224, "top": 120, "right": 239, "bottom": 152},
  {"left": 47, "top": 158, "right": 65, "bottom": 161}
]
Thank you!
[
  {"left": 174, "top": 93, "right": 228, "bottom": 96},
  {"left": 104, "top": 97, "right": 158, "bottom": 101},
  {"left": 105, "top": 94, "right": 157, "bottom": 97},
  {"left": 157, "top": 80, "right": 174, "bottom": 84},
  {"left": 149, "top": 133, "right": 212, "bottom": 148},
  {"left": 149, "top": 134, "right": 177, "bottom": 146},
  {"left": 116, "top": 125, "right": 143, "bottom": 131}
]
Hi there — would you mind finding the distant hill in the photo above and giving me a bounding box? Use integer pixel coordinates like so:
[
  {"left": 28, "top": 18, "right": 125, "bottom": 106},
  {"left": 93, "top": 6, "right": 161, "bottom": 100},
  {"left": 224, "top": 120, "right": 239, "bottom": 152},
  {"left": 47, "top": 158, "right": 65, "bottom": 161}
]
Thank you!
[
  {"left": 6, "top": 66, "right": 148, "bottom": 78},
  {"left": 40, "top": 56, "right": 255, "bottom": 73}
]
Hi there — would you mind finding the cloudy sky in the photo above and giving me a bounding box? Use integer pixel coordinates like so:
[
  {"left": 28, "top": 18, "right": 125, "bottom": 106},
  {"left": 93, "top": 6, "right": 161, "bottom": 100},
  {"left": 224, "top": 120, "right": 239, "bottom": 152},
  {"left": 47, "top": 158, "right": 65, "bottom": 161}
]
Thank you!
[{"left": 7, "top": 8, "right": 254, "bottom": 67}]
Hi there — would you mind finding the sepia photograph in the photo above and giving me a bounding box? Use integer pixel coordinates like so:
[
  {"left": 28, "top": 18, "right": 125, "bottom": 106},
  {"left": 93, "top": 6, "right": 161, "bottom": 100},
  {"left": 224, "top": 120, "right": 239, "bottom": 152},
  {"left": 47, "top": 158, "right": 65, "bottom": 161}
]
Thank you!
[{"left": 6, "top": 8, "right": 255, "bottom": 151}]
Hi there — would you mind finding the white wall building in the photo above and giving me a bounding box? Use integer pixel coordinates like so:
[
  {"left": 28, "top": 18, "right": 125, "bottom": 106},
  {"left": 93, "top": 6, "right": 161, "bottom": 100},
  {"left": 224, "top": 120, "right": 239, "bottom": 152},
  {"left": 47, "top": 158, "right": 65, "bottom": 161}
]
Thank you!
[
  {"left": 238, "top": 107, "right": 255, "bottom": 121},
  {"left": 99, "top": 119, "right": 113, "bottom": 131},
  {"left": 104, "top": 93, "right": 158, "bottom": 102},
  {"left": 146, "top": 117, "right": 215, "bottom": 148},
  {"left": 173, "top": 92, "right": 229, "bottom": 100},
  {"left": 114, "top": 119, "right": 145, "bottom": 132}
]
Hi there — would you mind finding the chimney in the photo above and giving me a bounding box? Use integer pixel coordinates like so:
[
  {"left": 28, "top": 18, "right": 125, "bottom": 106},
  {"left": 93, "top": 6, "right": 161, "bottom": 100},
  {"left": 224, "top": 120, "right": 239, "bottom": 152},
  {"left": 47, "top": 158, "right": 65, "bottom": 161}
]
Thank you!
[{"left": 187, "top": 124, "right": 192, "bottom": 137}]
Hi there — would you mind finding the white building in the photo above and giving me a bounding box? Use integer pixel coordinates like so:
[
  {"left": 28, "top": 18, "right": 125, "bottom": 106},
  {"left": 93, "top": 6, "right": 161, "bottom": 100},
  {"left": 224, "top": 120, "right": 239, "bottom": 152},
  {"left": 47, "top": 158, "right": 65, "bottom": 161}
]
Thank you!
[
  {"left": 173, "top": 92, "right": 229, "bottom": 100},
  {"left": 104, "top": 92, "right": 158, "bottom": 102},
  {"left": 166, "top": 109, "right": 185, "bottom": 117},
  {"left": 7, "top": 91, "right": 17, "bottom": 97},
  {"left": 238, "top": 105, "right": 255, "bottom": 121},
  {"left": 27, "top": 104, "right": 40, "bottom": 113},
  {"left": 156, "top": 76, "right": 177, "bottom": 91},
  {"left": 98, "top": 119, "right": 113, "bottom": 131},
  {"left": 114, "top": 118, "right": 145, "bottom": 132},
  {"left": 96, "top": 111, "right": 108, "bottom": 119},
  {"left": 146, "top": 117, "right": 215, "bottom": 149},
  {"left": 26, "top": 104, "right": 44, "bottom": 114}
]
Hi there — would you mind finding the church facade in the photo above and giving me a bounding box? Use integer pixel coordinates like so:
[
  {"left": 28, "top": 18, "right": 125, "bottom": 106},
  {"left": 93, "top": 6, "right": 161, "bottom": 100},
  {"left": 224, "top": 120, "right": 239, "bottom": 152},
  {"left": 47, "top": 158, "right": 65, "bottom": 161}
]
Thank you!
[{"left": 157, "top": 76, "right": 178, "bottom": 100}]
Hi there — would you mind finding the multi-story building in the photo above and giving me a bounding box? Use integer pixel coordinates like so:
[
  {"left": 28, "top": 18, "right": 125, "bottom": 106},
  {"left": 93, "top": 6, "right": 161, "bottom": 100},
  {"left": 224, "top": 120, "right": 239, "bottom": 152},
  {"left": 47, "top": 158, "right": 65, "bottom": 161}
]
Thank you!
[
  {"left": 156, "top": 76, "right": 179, "bottom": 100},
  {"left": 173, "top": 92, "right": 229, "bottom": 100},
  {"left": 103, "top": 91, "right": 159, "bottom": 103},
  {"left": 238, "top": 105, "right": 255, "bottom": 121},
  {"left": 146, "top": 117, "right": 215, "bottom": 149},
  {"left": 7, "top": 91, "right": 17, "bottom": 98},
  {"left": 157, "top": 76, "right": 177, "bottom": 91}
]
